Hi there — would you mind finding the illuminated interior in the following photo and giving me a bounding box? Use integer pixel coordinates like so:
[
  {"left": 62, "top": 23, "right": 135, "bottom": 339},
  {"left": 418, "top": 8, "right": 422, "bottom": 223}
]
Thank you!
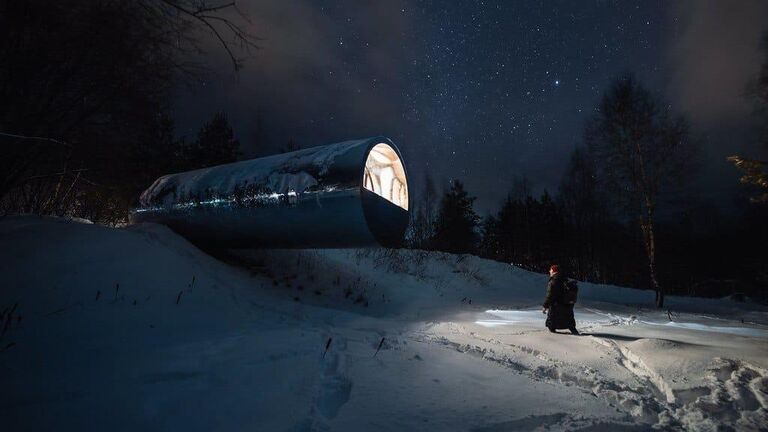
[{"left": 363, "top": 143, "right": 409, "bottom": 210}]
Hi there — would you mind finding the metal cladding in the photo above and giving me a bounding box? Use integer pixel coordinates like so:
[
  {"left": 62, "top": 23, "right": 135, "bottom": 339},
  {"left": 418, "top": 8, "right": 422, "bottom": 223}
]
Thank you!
[{"left": 130, "top": 136, "right": 410, "bottom": 248}]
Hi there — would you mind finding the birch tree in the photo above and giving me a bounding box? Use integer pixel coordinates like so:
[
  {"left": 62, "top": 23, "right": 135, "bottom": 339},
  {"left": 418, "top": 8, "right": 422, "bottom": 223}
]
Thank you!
[{"left": 585, "top": 75, "right": 695, "bottom": 308}]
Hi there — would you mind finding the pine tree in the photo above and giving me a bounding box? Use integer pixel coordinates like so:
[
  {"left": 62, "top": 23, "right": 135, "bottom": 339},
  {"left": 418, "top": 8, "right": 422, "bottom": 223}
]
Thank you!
[
  {"left": 431, "top": 180, "right": 480, "bottom": 254},
  {"left": 185, "top": 112, "right": 241, "bottom": 169},
  {"left": 494, "top": 195, "right": 519, "bottom": 263},
  {"left": 534, "top": 190, "right": 565, "bottom": 266},
  {"left": 559, "top": 146, "right": 605, "bottom": 279},
  {"left": 479, "top": 190, "right": 569, "bottom": 272},
  {"left": 479, "top": 214, "right": 500, "bottom": 259},
  {"left": 130, "top": 111, "right": 185, "bottom": 196}
]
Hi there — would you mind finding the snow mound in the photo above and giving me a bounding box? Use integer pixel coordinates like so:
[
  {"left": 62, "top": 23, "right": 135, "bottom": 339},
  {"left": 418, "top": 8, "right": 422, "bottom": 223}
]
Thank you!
[
  {"left": 1, "top": 216, "right": 767, "bottom": 431},
  {"left": 139, "top": 139, "right": 369, "bottom": 207}
]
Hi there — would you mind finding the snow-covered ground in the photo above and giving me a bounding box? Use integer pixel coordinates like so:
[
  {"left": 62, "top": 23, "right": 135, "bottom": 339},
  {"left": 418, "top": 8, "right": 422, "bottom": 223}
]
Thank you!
[{"left": 1, "top": 216, "right": 767, "bottom": 431}]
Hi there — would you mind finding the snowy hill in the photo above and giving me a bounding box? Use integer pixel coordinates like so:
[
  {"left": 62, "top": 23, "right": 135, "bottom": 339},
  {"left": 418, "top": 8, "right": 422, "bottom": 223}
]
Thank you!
[{"left": 1, "top": 216, "right": 767, "bottom": 431}]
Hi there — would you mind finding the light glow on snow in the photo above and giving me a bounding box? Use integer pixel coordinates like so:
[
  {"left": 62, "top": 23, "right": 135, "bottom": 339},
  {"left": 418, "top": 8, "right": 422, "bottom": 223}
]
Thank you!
[
  {"left": 640, "top": 320, "right": 768, "bottom": 337},
  {"left": 475, "top": 309, "right": 544, "bottom": 327},
  {"left": 363, "top": 143, "right": 408, "bottom": 210},
  {"left": 477, "top": 309, "right": 768, "bottom": 337},
  {"left": 4, "top": 217, "right": 768, "bottom": 432},
  {"left": 133, "top": 189, "right": 305, "bottom": 214}
]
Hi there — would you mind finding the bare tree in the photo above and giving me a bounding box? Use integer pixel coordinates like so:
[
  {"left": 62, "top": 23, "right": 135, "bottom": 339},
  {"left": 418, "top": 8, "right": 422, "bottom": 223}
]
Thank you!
[
  {"left": 585, "top": 74, "right": 696, "bottom": 308},
  {"left": 153, "top": 0, "right": 261, "bottom": 72},
  {"left": 0, "top": 0, "right": 259, "bottom": 220},
  {"left": 406, "top": 174, "right": 438, "bottom": 249}
]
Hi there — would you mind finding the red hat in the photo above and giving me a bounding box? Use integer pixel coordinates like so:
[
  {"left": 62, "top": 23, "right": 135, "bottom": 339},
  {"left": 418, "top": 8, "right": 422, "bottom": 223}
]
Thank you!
[{"left": 550, "top": 264, "right": 559, "bottom": 274}]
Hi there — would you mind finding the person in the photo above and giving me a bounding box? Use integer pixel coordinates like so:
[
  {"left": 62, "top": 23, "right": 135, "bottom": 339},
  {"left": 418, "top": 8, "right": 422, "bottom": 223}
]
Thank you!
[{"left": 542, "top": 264, "right": 579, "bottom": 335}]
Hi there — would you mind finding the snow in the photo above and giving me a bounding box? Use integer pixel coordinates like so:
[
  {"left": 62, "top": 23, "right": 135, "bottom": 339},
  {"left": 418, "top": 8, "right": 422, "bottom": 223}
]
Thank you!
[
  {"left": 138, "top": 139, "right": 371, "bottom": 208},
  {"left": 477, "top": 309, "right": 768, "bottom": 338},
  {"left": 1, "top": 216, "right": 767, "bottom": 431}
]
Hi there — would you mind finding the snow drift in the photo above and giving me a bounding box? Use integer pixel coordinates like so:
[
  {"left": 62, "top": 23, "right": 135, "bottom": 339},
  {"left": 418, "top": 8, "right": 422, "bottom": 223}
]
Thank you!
[{"left": 1, "top": 216, "right": 767, "bottom": 431}]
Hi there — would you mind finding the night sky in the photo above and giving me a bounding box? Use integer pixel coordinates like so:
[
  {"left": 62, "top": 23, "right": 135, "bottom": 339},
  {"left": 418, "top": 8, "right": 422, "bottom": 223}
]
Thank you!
[{"left": 175, "top": 0, "right": 768, "bottom": 215}]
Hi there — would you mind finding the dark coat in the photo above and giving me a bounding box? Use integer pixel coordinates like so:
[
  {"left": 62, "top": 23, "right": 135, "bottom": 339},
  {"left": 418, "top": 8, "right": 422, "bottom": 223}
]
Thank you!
[{"left": 543, "top": 272, "right": 576, "bottom": 330}]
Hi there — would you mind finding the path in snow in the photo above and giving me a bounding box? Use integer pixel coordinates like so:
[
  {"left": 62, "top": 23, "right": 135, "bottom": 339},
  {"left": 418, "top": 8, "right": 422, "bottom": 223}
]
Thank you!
[
  {"left": 476, "top": 308, "right": 768, "bottom": 338},
  {"left": 416, "top": 307, "right": 768, "bottom": 430}
]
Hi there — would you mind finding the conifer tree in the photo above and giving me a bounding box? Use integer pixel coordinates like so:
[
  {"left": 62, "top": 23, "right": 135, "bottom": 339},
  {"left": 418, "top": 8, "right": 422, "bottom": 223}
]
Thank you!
[
  {"left": 431, "top": 180, "right": 480, "bottom": 254},
  {"left": 186, "top": 112, "right": 242, "bottom": 169},
  {"left": 479, "top": 214, "right": 500, "bottom": 259}
]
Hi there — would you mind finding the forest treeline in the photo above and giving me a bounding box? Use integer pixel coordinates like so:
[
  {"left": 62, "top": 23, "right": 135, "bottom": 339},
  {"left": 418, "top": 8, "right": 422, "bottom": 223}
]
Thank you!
[
  {"left": 0, "top": 0, "right": 253, "bottom": 222},
  {"left": 408, "top": 62, "right": 768, "bottom": 305},
  {"left": 407, "top": 174, "right": 768, "bottom": 303},
  {"left": 1, "top": 1, "right": 766, "bottom": 303}
]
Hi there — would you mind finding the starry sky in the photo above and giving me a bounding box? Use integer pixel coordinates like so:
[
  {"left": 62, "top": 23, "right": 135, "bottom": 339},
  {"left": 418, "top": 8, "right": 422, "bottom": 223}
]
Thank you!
[{"left": 175, "top": 0, "right": 768, "bottom": 215}]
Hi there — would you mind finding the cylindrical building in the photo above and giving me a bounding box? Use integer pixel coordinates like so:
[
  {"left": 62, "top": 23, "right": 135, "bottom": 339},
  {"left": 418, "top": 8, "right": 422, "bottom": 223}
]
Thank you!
[{"left": 130, "top": 136, "right": 410, "bottom": 248}]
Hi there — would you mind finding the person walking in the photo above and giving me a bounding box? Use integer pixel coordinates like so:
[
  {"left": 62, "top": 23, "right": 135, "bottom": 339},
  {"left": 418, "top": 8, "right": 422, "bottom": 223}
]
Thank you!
[{"left": 542, "top": 264, "right": 579, "bottom": 335}]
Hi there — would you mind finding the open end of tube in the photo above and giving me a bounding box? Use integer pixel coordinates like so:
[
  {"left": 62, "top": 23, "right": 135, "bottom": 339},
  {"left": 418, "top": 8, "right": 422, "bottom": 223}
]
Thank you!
[{"left": 363, "top": 143, "right": 409, "bottom": 210}]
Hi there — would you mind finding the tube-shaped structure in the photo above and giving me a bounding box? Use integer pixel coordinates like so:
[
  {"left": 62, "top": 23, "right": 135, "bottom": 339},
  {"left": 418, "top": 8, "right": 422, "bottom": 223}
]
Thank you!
[{"left": 130, "top": 136, "right": 410, "bottom": 248}]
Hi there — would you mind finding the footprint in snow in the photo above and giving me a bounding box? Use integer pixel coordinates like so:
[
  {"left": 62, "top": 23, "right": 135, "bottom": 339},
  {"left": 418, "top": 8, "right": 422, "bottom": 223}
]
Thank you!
[{"left": 296, "top": 336, "right": 353, "bottom": 430}]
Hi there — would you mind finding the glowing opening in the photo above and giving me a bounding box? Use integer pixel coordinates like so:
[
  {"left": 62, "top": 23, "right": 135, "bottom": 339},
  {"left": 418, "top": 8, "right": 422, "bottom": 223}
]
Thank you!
[{"left": 363, "top": 143, "right": 408, "bottom": 210}]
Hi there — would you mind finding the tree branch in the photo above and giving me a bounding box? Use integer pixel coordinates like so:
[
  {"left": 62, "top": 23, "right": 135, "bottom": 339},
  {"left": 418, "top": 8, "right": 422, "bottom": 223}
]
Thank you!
[
  {"left": 195, "top": 2, "right": 235, "bottom": 14},
  {"left": 158, "top": 0, "right": 260, "bottom": 71},
  {"left": 0, "top": 131, "right": 71, "bottom": 148}
]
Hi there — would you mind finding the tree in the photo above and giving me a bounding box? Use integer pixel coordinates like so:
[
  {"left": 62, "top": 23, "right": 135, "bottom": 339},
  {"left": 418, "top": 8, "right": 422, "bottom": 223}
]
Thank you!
[
  {"left": 585, "top": 74, "right": 695, "bottom": 308},
  {"left": 280, "top": 138, "right": 300, "bottom": 154},
  {"left": 534, "top": 190, "right": 566, "bottom": 264},
  {"left": 431, "top": 180, "right": 480, "bottom": 254},
  {"left": 728, "top": 156, "right": 768, "bottom": 203},
  {"left": 560, "top": 148, "right": 601, "bottom": 232},
  {"left": 493, "top": 195, "right": 519, "bottom": 263},
  {"left": 131, "top": 112, "right": 187, "bottom": 186},
  {"left": 154, "top": 0, "right": 260, "bottom": 72},
  {"left": 559, "top": 147, "right": 605, "bottom": 279},
  {"left": 510, "top": 176, "right": 531, "bottom": 201},
  {"left": 0, "top": 0, "right": 258, "bottom": 221},
  {"left": 729, "top": 33, "right": 768, "bottom": 204},
  {"left": 406, "top": 174, "right": 439, "bottom": 249},
  {"left": 407, "top": 205, "right": 432, "bottom": 250},
  {"left": 423, "top": 174, "right": 439, "bottom": 227},
  {"left": 184, "top": 112, "right": 242, "bottom": 169},
  {"left": 478, "top": 214, "right": 500, "bottom": 258}
]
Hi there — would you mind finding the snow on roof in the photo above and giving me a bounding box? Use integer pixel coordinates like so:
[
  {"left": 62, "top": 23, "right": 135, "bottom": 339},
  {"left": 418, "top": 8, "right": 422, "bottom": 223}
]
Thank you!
[{"left": 140, "top": 138, "right": 373, "bottom": 208}]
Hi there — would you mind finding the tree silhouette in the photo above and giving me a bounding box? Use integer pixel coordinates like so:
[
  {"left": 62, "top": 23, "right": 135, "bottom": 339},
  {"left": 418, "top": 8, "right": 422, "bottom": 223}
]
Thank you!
[
  {"left": 479, "top": 214, "right": 500, "bottom": 258},
  {"left": 431, "top": 180, "right": 480, "bottom": 254},
  {"left": 729, "top": 33, "right": 768, "bottom": 203},
  {"left": 559, "top": 147, "right": 607, "bottom": 279},
  {"left": 406, "top": 174, "right": 439, "bottom": 249},
  {"left": 479, "top": 190, "right": 567, "bottom": 272},
  {"left": 0, "top": 0, "right": 258, "bottom": 221},
  {"left": 585, "top": 74, "right": 696, "bottom": 308},
  {"left": 185, "top": 112, "right": 242, "bottom": 169}
]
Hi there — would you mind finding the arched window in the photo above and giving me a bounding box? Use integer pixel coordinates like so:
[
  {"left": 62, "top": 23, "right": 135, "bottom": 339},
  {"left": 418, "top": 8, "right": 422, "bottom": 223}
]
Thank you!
[{"left": 363, "top": 144, "right": 408, "bottom": 210}]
